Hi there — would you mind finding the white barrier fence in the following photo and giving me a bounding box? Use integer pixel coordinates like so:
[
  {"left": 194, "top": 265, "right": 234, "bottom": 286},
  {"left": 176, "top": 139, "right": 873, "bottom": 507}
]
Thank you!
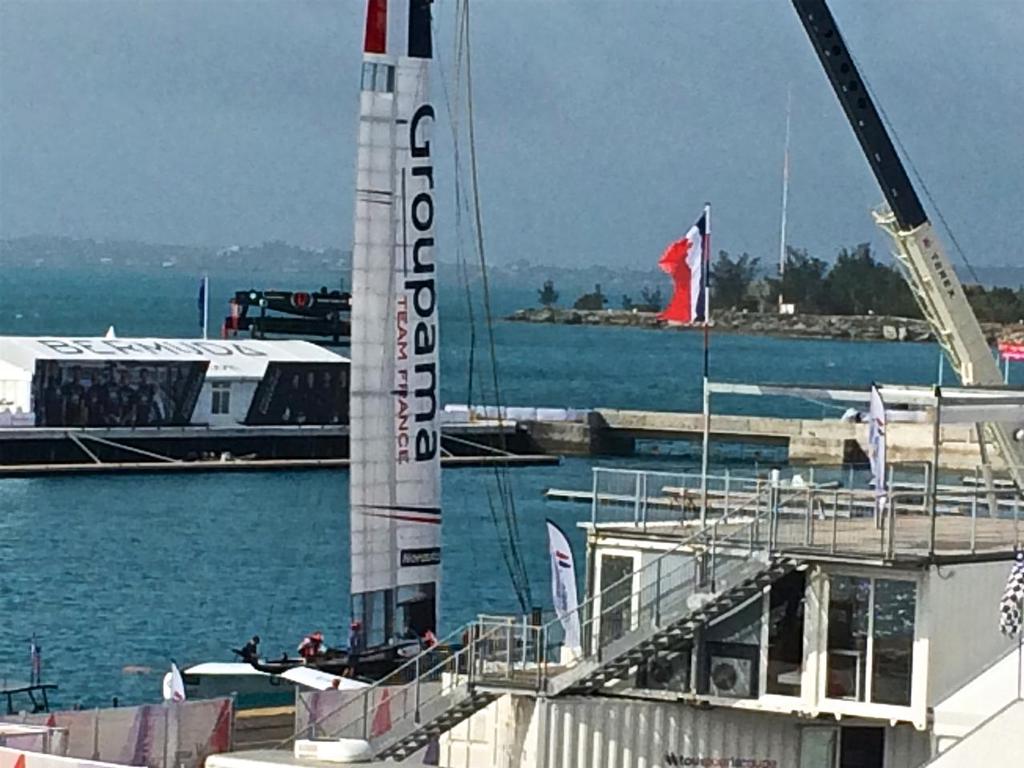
[
  {"left": 0, "top": 746, "right": 129, "bottom": 768},
  {"left": 3, "top": 699, "right": 232, "bottom": 768},
  {"left": 441, "top": 404, "right": 588, "bottom": 424}
]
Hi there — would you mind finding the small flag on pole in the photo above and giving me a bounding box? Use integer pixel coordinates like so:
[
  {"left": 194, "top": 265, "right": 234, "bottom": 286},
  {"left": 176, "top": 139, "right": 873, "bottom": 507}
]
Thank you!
[
  {"left": 999, "top": 551, "right": 1024, "bottom": 637},
  {"left": 868, "top": 384, "right": 887, "bottom": 514},
  {"left": 657, "top": 210, "right": 709, "bottom": 325}
]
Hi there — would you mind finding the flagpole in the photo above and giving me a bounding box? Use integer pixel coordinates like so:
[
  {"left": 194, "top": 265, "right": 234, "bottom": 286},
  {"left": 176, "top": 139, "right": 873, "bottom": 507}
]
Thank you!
[
  {"left": 778, "top": 84, "right": 792, "bottom": 307},
  {"left": 700, "top": 202, "right": 712, "bottom": 527},
  {"left": 202, "top": 274, "right": 210, "bottom": 340}
]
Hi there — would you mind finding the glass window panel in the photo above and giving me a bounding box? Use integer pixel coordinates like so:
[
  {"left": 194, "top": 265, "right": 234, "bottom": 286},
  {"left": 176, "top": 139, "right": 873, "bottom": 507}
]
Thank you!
[
  {"left": 871, "top": 579, "right": 916, "bottom": 705},
  {"left": 799, "top": 727, "right": 838, "bottom": 768},
  {"left": 826, "top": 575, "right": 870, "bottom": 700},
  {"left": 767, "top": 570, "right": 805, "bottom": 696},
  {"left": 599, "top": 555, "right": 634, "bottom": 646}
]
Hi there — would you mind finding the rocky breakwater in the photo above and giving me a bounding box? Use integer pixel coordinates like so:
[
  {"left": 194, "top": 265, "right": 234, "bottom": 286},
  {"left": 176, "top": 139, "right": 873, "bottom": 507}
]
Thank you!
[{"left": 507, "top": 307, "right": 1013, "bottom": 344}]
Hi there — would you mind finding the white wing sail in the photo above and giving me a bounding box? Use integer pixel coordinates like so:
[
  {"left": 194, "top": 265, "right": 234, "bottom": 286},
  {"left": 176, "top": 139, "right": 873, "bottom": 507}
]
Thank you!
[{"left": 350, "top": 0, "right": 441, "bottom": 646}]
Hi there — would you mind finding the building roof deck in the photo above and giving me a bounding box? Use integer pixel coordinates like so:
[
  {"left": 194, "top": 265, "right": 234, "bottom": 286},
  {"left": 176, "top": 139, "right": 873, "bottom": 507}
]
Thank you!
[{"left": 589, "top": 511, "right": 1021, "bottom": 564}]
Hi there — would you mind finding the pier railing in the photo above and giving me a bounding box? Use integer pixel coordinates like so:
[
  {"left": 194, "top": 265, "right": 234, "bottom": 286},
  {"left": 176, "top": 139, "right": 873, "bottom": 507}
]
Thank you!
[
  {"left": 286, "top": 485, "right": 776, "bottom": 753},
  {"left": 286, "top": 467, "right": 1024, "bottom": 756},
  {"left": 590, "top": 467, "right": 770, "bottom": 529},
  {"left": 592, "top": 466, "right": 1023, "bottom": 559}
]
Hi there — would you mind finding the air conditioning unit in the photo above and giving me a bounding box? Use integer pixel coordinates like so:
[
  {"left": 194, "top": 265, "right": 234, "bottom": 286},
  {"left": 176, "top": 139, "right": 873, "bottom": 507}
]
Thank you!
[
  {"left": 707, "top": 654, "right": 755, "bottom": 698},
  {"left": 639, "top": 651, "right": 690, "bottom": 691},
  {"left": 294, "top": 738, "right": 373, "bottom": 764}
]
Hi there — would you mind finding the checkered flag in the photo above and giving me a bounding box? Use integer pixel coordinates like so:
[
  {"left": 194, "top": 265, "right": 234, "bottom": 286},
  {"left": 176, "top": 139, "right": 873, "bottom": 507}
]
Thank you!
[{"left": 1000, "top": 554, "right": 1024, "bottom": 637}]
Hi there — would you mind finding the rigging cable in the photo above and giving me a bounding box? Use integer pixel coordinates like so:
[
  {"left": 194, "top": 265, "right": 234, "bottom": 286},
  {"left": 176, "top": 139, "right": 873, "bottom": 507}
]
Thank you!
[
  {"left": 460, "top": 0, "right": 534, "bottom": 610},
  {"left": 435, "top": 0, "right": 533, "bottom": 611}
]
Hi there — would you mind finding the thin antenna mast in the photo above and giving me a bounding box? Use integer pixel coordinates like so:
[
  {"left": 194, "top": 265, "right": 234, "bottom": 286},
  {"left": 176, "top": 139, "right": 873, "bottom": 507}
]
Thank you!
[{"left": 778, "top": 84, "right": 792, "bottom": 306}]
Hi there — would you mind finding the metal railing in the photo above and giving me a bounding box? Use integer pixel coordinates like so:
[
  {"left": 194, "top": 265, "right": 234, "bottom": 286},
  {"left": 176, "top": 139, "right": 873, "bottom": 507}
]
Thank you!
[
  {"left": 590, "top": 467, "right": 779, "bottom": 528},
  {"left": 288, "top": 465, "right": 1024, "bottom": 754},
  {"left": 593, "top": 466, "right": 1024, "bottom": 559},
  {"left": 288, "top": 484, "right": 777, "bottom": 752}
]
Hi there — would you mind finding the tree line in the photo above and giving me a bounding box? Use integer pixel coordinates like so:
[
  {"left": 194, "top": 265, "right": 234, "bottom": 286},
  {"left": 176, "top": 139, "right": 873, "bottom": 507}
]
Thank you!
[{"left": 538, "top": 244, "right": 1024, "bottom": 324}]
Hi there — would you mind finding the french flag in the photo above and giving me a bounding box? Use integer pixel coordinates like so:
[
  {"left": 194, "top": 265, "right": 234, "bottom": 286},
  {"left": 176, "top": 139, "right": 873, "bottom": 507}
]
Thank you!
[{"left": 657, "top": 208, "right": 710, "bottom": 325}]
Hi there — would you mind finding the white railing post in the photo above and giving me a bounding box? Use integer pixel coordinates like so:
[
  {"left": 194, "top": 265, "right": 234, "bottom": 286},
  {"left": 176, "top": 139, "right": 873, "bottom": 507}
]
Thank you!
[
  {"left": 634, "top": 471, "right": 642, "bottom": 525},
  {"left": 724, "top": 468, "right": 731, "bottom": 519},
  {"left": 591, "top": 469, "right": 599, "bottom": 525},
  {"left": 414, "top": 655, "right": 421, "bottom": 723},
  {"left": 641, "top": 471, "right": 649, "bottom": 528}
]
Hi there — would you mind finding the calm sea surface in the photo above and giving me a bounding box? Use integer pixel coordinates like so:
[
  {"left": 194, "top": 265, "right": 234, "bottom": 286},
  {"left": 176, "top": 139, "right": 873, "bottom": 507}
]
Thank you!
[{"left": 0, "top": 265, "right": 969, "bottom": 706}]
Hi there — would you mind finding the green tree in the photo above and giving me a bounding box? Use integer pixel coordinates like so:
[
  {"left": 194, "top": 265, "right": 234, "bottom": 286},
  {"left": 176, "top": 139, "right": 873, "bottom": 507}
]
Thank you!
[
  {"left": 622, "top": 295, "right": 634, "bottom": 310},
  {"left": 965, "top": 285, "right": 1024, "bottom": 324},
  {"left": 711, "top": 250, "right": 760, "bottom": 310},
  {"left": 777, "top": 246, "right": 828, "bottom": 312},
  {"left": 573, "top": 284, "right": 608, "bottom": 310},
  {"left": 821, "top": 243, "right": 918, "bottom": 316},
  {"left": 537, "top": 279, "right": 559, "bottom": 307},
  {"left": 638, "top": 287, "right": 663, "bottom": 312}
]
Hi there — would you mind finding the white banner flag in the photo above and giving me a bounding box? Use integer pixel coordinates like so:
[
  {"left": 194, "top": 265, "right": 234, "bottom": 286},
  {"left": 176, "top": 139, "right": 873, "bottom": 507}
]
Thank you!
[
  {"left": 546, "top": 520, "right": 581, "bottom": 652},
  {"left": 869, "top": 384, "right": 887, "bottom": 514},
  {"left": 162, "top": 662, "right": 186, "bottom": 702}
]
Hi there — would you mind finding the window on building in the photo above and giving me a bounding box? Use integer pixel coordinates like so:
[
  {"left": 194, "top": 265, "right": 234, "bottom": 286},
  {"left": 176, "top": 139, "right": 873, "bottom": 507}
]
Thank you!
[
  {"left": 871, "top": 579, "right": 916, "bottom": 705},
  {"left": 766, "top": 570, "right": 806, "bottom": 696},
  {"left": 826, "top": 574, "right": 916, "bottom": 706},
  {"left": 800, "top": 726, "right": 885, "bottom": 768},
  {"left": 598, "top": 554, "right": 635, "bottom": 647},
  {"left": 211, "top": 383, "right": 231, "bottom": 415}
]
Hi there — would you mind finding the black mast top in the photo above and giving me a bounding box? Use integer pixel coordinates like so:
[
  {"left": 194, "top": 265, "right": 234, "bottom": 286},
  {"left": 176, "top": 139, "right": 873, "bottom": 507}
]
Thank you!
[{"left": 792, "top": 0, "right": 927, "bottom": 231}]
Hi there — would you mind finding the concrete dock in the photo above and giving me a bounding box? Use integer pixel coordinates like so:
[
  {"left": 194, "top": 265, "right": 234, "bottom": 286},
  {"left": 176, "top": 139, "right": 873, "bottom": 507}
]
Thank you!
[{"left": 529, "top": 408, "right": 995, "bottom": 470}]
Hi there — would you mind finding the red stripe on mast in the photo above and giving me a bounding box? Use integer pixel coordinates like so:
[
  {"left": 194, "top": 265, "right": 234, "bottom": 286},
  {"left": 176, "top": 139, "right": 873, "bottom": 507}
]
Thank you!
[{"left": 364, "top": 0, "right": 387, "bottom": 54}]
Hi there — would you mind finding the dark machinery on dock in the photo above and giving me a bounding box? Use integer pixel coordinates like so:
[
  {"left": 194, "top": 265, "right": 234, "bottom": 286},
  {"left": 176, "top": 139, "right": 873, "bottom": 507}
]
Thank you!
[{"left": 222, "top": 289, "right": 351, "bottom": 347}]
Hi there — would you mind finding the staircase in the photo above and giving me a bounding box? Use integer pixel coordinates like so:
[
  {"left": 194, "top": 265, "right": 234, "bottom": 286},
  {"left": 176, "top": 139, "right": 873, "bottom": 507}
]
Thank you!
[
  {"left": 557, "top": 556, "right": 795, "bottom": 695},
  {"left": 275, "top": 486, "right": 801, "bottom": 760}
]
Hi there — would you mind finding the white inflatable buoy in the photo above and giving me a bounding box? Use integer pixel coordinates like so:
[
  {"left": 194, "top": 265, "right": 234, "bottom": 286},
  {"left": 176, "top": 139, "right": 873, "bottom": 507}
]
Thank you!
[{"left": 294, "top": 739, "right": 373, "bottom": 764}]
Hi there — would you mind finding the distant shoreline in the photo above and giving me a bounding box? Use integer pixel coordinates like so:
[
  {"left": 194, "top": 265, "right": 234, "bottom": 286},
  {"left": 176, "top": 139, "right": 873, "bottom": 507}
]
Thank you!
[{"left": 506, "top": 307, "right": 1017, "bottom": 345}]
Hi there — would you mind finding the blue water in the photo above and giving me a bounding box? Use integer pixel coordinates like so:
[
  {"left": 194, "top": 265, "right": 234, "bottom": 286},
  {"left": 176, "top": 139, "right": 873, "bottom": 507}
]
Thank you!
[{"left": 0, "top": 264, "right": 969, "bottom": 707}]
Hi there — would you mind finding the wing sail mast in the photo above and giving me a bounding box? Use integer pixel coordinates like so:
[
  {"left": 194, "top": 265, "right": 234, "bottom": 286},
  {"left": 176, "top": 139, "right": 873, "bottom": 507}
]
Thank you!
[{"left": 350, "top": 0, "right": 441, "bottom": 646}]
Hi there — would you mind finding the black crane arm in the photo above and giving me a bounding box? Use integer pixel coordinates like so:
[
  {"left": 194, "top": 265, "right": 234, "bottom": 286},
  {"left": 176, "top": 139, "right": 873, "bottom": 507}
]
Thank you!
[{"left": 791, "top": 0, "right": 927, "bottom": 231}]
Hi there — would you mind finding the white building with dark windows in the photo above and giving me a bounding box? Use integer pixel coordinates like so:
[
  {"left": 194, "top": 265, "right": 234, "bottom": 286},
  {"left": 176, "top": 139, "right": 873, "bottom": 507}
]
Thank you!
[{"left": 0, "top": 336, "right": 350, "bottom": 428}]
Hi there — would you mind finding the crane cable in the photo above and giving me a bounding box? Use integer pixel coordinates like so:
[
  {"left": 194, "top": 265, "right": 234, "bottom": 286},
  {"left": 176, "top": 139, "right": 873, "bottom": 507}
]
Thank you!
[{"left": 851, "top": 52, "right": 982, "bottom": 286}]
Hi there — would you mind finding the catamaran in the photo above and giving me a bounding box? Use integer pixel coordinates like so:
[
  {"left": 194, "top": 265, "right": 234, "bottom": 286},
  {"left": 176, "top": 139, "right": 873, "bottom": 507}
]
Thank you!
[{"left": 207, "top": 0, "right": 442, "bottom": 687}]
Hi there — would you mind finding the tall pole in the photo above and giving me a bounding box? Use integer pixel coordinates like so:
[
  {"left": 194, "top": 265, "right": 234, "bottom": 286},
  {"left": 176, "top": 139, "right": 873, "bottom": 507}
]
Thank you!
[
  {"left": 202, "top": 274, "right": 210, "bottom": 340},
  {"left": 700, "top": 202, "right": 712, "bottom": 527},
  {"left": 778, "top": 84, "right": 792, "bottom": 306}
]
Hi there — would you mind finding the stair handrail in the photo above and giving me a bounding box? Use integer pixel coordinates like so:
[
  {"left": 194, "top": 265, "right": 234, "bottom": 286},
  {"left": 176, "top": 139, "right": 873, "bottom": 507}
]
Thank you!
[
  {"left": 280, "top": 620, "right": 474, "bottom": 747},
  {"left": 529, "top": 478, "right": 778, "bottom": 683},
  {"left": 287, "top": 480, "right": 782, "bottom": 753}
]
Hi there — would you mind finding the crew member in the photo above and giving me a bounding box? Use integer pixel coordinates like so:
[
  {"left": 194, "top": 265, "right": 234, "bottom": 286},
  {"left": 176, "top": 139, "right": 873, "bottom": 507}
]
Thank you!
[
  {"left": 240, "top": 635, "right": 260, "bottom": 663},
  {"left": 348, "top": 621, "right": 365, "bottom": 654},
  {"left": 297, "top": 631, "right": 324, "bottom": 662}
]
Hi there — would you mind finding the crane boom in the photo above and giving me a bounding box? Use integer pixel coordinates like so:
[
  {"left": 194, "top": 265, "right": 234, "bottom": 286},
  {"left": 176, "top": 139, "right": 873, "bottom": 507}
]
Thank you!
[{"left": 791, "top": 0, "right": 1024, "bottom": 477}]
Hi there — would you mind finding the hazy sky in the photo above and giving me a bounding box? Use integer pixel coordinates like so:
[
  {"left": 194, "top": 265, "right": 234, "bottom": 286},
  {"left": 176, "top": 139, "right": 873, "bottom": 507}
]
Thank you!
[{"left": 0, "top": 0, "right": 1021, "bottom": 268}]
